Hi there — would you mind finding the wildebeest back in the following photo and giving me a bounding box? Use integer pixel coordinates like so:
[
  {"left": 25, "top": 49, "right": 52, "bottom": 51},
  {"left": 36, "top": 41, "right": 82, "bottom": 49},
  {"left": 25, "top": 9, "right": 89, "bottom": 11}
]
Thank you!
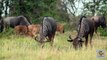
[
  {"left": 4, "top": 16, "right": 31, "bottom": 28},
  {"left": 91, "top": 16, "right": 106, "bottom": 32},
  {"left": 40, "top": 17, "right": 57, "bottom": 37},
  {"left": 78, "top": 18, "right": 95, "bottom": 37}
]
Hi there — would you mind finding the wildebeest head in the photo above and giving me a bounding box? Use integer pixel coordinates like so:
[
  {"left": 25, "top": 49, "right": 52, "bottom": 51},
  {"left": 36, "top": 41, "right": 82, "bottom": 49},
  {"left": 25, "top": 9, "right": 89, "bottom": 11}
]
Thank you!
[
  {"left": 100, "top": 16, "right": 106, "bottom": 29},
  {"left": 35, "top": 24, "right": 46, "bottom": 43},
  {"left": 67, "top": 35, "right": 84, "bottom": 49},
  {"left": 18, "top": 15, "right": 31, "bottom": 26},
  {"left": 23, "top": 15, "right": 32, "bottom": 24}
]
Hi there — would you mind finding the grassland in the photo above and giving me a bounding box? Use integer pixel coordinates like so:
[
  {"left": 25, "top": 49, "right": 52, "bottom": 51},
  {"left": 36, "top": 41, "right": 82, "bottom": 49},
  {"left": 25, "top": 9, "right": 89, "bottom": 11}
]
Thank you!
[{"left": 0, "top": 30, "right": 107, "bottom": 60}]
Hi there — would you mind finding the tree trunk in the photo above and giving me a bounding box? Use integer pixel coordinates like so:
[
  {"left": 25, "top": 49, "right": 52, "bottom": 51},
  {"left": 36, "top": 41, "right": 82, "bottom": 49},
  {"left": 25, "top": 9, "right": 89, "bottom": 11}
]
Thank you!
[
  {"left": 19, "top": 0, "right": 25, "bottom": 15},
  {"left": 5, "top": 0, "right": 9, "bottom": 17},
  {"left": 0, "top": 0, "right": 3, "bottom": 17}
]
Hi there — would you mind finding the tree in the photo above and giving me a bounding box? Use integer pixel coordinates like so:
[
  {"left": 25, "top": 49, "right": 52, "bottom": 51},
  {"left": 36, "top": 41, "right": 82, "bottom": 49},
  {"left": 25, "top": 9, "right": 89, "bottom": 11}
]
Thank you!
[
  {"left": 82, "top": 0, "right": 107, "bottom": 16},
  {"left": 0, "top": 0, "right": 4, "bottom": 17}
]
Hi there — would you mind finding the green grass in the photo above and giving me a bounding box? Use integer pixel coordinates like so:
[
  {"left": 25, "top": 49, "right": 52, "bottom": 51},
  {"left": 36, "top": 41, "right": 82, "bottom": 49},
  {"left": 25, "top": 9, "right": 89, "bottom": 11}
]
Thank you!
[{"left": 0, "top": 31, "right": 107, "bottom": 60}]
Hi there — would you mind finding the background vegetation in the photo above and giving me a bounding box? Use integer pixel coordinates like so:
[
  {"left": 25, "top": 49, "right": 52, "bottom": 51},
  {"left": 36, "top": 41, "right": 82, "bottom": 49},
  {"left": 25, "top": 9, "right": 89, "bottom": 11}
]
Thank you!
[
  {"left": 0, "top": 30, "right": 107, "bottom": 60},
  {"left": 0, "top": 0, "right": 107, "bottom": 60},
  {"left": 1, "top": 0, "right": 107, "bottom": 32}
]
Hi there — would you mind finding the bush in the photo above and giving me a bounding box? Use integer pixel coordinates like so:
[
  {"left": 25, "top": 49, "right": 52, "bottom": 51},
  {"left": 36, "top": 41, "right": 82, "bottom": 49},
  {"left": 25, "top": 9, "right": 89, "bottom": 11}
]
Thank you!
[{"left": 98, "top": 27, "right": 107, "bottom": 36}]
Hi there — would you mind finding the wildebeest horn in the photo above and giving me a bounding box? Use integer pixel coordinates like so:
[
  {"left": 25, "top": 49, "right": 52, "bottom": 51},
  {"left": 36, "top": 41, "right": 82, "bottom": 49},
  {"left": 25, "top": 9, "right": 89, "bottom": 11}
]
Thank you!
[
  {"left": 67, "top": 40, "right": 73, "bottom": 42},
  {"left": 67, "top": 35, "right": 73, "bottom": 42},
  {"left": 34, "top": 36, "right": 40, "bottom": 42},
  {"left": 69, "top": 35, "right": 72, "bottom": 39}
]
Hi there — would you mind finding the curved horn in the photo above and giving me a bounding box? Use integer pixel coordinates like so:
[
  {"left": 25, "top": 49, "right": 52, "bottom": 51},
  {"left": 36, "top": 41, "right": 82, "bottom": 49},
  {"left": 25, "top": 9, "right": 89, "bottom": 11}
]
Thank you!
[
  {"left": 69, "top": 35, "right": 72, "bottom": 39},
  {"left": 34, "top": 36, "right": 40, "bottom": 42},
  {"left": 67, "top": 40, "right": 73, "bottom": 42},
  {"left": 67, "top": 35, "right": 73, "bottom": 42}
]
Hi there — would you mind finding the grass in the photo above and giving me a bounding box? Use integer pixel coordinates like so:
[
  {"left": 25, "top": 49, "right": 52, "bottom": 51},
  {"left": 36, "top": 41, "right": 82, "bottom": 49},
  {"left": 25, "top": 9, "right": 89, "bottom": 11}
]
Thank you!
[{"left": 0, "top": 30, "right": 107, "bottom": 60}]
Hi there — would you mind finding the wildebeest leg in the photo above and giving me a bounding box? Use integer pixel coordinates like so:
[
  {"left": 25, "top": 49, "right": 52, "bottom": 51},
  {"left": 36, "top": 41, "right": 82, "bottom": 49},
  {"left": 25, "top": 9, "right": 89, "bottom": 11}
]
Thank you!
[
  {"left": 3, "top": 23, "right": 7, "bottom": 32},
  {"left": 48, "top": 34, "right": 55, "bottom": 46},
  {"left": 95, "top": 27, "right": 98, "bottom": 36},
  {"left": 90, "top": 33, "right": 93, "bottom": 48},
  {"left": 39, "top": 40, "right": 45, "bottom": 48},
  {"left": 51, "top": 34, "right": 55, "bottom": 47},
  {"left": 85, "top": 35, "right": 88, "bottom": 48}
]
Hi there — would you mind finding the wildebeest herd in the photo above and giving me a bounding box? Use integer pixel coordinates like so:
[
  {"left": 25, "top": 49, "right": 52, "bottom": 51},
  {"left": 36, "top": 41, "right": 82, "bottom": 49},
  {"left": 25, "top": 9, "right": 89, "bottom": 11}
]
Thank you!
[{"left": 0, "top": 15, "right": 106, "bottom": 49}]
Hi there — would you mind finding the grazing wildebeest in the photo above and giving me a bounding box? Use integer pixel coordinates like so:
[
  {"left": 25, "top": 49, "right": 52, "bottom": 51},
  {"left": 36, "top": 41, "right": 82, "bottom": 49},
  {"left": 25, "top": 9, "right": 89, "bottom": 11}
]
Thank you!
[
  {"left": 4, "top": 15, "right": 31, "bottom": 28},
  {"left": 28, "top": 24, "right": 41, "bottom": 37},
  {"left": 14, "top": 25, "right": 28, "bottom": 35},
  {"left": 67, "top": 16, "right": 95, "bottom": 49},
  {"left": 91, "top": 15, "right": 106, "bottom": 33},
  {"left": 56, "top": 23, "right": 64, "bottom": 33},
  {"left": 0, "top": 16, "right": 4, "bottom": 32},
  {"left": 35, "top": 17, "right": 57, "bottom": 47}
]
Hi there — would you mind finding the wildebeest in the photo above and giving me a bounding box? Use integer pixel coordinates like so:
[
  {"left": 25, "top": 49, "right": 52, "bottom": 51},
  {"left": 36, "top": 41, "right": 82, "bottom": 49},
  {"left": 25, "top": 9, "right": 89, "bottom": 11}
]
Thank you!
[
  {"left": 56, "top": 23, "right": 64, "bottom": 33},
  {"left": 35, "top": 17, "right": 57, "bottom": 47},
  {"left": 4, "top": 15, "right": 31, "bottom": 28},
  {"left": 28, "top": 24, "right": 41, "bottom": 37},
  {"left": 0, "top": 16, "right": 4, "bottom": 32},
  {"left": 14, "top": 25, "right": 28, "bottom": 35},
  {"left": 91, "top": 15, "right": 106, "bottom": 33},
  {"left": 67, "top": 16, "right": 95, "bottom": 49}
]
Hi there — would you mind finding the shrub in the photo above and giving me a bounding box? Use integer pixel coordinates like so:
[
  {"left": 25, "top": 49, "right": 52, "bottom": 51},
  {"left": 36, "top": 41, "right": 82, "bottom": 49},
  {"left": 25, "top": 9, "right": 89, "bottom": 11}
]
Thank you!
[{"left": 98, "top": 27, "right": 107, "bottom": 36}]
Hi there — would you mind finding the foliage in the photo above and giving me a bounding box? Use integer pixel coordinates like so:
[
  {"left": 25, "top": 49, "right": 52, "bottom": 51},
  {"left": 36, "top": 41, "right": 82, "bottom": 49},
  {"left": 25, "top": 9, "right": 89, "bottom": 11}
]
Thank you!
[
  {"left": 0, "top": 31, "right": 107, "bottom": 60},
  {"left": 0, "top": 0, "right": 69, "bottom": 23},
  {"left": 98, "top": 27, "right": 107, "bottom": 36},
  {"left": 82, "top": 0, "right": 107, "bottom": 16}
]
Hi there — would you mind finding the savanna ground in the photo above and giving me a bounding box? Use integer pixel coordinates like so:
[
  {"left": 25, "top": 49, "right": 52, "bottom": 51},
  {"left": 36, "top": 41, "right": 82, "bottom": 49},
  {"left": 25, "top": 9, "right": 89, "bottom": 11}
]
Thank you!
[{"left": 0, "top": 29, "right": 107, "bottom": 60}]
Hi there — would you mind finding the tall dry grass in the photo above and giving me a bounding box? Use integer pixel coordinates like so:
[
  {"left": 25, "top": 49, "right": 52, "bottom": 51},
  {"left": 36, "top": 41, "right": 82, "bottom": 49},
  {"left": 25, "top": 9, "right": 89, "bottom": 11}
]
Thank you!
[{"left": 0, "top": 31, "right": 107, "bottom": 60}]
